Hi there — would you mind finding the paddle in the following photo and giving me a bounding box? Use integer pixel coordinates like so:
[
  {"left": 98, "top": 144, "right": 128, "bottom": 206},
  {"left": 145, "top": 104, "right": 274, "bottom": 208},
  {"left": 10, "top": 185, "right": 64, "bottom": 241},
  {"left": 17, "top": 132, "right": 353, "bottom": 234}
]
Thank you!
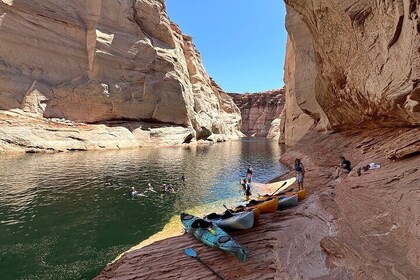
[
  {"left": 223, "top": 204, "right": 233, "bottom": 214},
  {"left": 184, "top": 248, "right": 225, "bottom": 280},
  {"left": 270, "top": 181, "right": 288, "bottom": 196}
]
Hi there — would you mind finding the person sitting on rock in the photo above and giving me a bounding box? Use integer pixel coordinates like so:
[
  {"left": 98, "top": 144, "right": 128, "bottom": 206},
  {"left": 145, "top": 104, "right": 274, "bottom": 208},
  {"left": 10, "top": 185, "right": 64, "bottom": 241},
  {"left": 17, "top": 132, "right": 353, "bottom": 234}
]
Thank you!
[{"left": 335, "top": 156, "right": 352, "bottom": 178}]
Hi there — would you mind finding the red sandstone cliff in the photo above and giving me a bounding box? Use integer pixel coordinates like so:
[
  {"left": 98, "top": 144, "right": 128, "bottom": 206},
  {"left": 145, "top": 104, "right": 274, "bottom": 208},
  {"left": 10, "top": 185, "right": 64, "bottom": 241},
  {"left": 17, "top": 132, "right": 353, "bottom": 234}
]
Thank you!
[
  {"left": 227, "top": 89, "right": 285, "bottom": 139},
  {"left": 283, "top": 0, "right": 420, "bottom": 145}
]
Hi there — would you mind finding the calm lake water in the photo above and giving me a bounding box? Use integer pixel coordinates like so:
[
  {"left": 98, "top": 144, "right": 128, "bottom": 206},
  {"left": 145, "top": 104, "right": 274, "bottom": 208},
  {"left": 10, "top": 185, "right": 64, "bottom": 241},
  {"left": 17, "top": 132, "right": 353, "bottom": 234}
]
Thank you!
[{"left": 0, "top": 138, "right": 287, "bottom": 280}]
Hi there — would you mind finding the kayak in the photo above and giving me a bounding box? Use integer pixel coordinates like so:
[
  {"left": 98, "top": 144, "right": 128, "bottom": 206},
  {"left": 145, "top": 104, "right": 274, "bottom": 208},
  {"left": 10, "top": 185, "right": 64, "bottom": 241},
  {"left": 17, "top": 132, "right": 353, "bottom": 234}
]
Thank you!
[
  {"left": 233, "top": 197, "right": 279, "bottom": 214},
  {"left": 180, "top": 213, "right": 247, "bottom": 262},
  {"left": 296, "top": 188, "right": 307, "bottom": 200},
  {"left": 255, "top": 197, "right": 279, "bottom": 213},
  {"left": 252, "top": 177, "right": 296, "bottom": 196},
  {"left": 205, "top": 209, "right": 257, "bottom": 231},
  {"left": 278, "top": 193, "right": 298, "bottom": 210}
]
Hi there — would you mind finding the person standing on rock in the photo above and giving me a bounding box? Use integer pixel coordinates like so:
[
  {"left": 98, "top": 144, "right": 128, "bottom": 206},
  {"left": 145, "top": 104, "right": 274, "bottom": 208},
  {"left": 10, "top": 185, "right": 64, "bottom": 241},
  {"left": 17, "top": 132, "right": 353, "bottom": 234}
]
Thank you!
[
  {"left": 244, "top": 181, "right": 252, "bottom": 200},
  {"left": 294, "top": 159, "right": 305, "bottom": 190},
  {"left": 246, "top": 163, "right": 254, "bottom": 183},
  {"left": 240, "top": 178, "right": 247, "bottom": 190}
]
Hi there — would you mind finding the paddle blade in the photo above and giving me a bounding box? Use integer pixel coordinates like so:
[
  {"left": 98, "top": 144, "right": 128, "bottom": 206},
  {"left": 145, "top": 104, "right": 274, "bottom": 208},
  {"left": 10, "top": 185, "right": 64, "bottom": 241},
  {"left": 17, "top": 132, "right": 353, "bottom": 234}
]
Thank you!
[
  {"left": 271, "top": 181, "right": 288, "bottom": 195},
  {"left": 184, "top": 248, "right": 197, "bottom": 258}
]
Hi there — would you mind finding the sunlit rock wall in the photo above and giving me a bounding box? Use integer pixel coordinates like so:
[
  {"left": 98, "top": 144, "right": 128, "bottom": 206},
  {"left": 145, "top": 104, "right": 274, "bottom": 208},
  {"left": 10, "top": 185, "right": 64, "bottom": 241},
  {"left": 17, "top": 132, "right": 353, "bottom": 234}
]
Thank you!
[
  {"left": 227, "top": 89, "right": 285, "bottom": 138},
  {"left": 0, "top": 0, "right": 242, "bottom": 147}
]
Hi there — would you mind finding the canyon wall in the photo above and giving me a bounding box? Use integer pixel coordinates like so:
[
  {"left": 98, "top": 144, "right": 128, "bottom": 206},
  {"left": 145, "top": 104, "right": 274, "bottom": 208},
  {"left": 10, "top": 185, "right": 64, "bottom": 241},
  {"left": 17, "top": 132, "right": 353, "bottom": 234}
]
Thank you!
[
  {"left": 227, "top": 89, "right": 285, "bottom": 139},
  {"left": 0, "top": 0, "right": 242, "bottom": 152},
  {"left": 284, "top": 0, "right": 420, "bottom": 145}
]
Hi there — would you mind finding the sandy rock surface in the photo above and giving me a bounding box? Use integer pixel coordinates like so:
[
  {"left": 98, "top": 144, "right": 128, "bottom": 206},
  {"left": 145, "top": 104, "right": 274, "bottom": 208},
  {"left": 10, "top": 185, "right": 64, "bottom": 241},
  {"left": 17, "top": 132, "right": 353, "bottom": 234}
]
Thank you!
[{"left": 96, "top": 127, "right": 420, "bottom": 279}]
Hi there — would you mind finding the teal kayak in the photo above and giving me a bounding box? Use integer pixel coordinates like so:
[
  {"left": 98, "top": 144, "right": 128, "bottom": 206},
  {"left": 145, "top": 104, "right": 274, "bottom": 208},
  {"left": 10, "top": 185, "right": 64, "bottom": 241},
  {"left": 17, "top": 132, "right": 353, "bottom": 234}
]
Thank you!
[
  {"left": 180, "top": 213, "right": 247, "bottom": 262},
  {"left": 205, "top": 209, "right": 256, "bottom": 231}
]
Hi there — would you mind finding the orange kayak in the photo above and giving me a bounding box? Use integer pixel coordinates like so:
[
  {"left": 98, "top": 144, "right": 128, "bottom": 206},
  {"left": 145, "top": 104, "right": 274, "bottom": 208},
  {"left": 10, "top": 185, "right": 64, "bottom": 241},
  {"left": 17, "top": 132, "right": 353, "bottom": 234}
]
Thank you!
[
  {"left": 232, "top": 197, "right": 278, "bottom": 215},
  {"left": 296, "top": 188, "right": 307, "bottom": 201},
  {"left": 255, "top": 197, "right": 279, "bottom": 214},
  {"left": 252, "top": 207, "right": 260, "bottom": 225}
]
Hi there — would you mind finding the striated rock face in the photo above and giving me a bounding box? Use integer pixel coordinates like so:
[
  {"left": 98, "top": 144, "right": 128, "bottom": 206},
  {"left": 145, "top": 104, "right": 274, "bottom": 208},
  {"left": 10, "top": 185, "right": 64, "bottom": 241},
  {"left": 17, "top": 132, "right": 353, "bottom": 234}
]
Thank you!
[
  {"left": 227, "top": 89, "right": 285, "bottom": 138},
  {"left": 0, "top": 0, "right": 242, "bottom": 152},
  {"left": 284, "top": 0, "right": 420, "bottom": 145},
  {"left": 0, "top": 109, "right": 196, "bottom": 153}
]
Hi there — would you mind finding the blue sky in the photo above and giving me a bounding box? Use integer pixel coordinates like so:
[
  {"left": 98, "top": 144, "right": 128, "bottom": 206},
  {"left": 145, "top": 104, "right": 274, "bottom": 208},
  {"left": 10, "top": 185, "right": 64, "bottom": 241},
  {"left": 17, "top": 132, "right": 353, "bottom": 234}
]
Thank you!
[{"left": 166, "top": 0, "right": 287, "bottom": 93}]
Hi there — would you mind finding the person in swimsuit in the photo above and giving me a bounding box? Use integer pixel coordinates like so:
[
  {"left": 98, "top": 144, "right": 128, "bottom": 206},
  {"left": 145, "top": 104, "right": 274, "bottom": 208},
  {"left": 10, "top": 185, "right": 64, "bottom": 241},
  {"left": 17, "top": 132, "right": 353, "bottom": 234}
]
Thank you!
[
  {"left": 146, "top": 183, "right": 155, "bottom": 192},
  {"left": 240, "top": 178, "right": 247, "bottom": 190},
  {"left": 246, "top": 164, "right": 253, "bottom": 183},
  {"left": 244, "top": 181, "right": 252, "bottom": 200},
  {"left": 294, "top": 159, "right": 305, "bottom": 190}
]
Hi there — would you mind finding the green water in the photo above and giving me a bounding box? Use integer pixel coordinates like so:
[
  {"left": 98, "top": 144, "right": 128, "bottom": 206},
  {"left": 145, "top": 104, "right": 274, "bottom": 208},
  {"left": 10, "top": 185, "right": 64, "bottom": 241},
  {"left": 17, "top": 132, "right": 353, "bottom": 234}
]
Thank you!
[{"left": 0, "top": 138, "right": 287, "bottom": 280}]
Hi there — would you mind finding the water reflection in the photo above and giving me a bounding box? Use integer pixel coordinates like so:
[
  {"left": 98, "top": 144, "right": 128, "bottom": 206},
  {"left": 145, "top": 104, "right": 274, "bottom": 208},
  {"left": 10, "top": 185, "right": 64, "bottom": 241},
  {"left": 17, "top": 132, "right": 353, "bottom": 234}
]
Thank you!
[{"left": 0, "top": 138, "right": 287, "bottom": 279}]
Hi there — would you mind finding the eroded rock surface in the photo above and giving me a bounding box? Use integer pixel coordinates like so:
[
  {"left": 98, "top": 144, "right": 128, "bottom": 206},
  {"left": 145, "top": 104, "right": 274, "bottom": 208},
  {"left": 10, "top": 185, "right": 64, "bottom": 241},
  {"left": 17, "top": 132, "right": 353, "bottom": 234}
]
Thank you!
[
  {"left": 228, "top": 89, "right": 285, "bottom": 138},
  {"left": 284, "top": 0, "right": 420, "bottom": 145},
  {"left": 0, "top": 0, "right": 242, "bottom": 152},
  {"left": 0, "top": 109, "right": 196, "bottom": 153}
]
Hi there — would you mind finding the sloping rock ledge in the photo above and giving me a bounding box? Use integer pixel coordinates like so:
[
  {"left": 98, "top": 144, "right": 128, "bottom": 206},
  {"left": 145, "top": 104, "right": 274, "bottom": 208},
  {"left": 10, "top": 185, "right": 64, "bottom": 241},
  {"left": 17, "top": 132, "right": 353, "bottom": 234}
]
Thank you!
[
  {"left": 0, "top": 109, "right": 230, "bottom": 153},
  {"left": 96, "top": 127, "right": 420, "bottom": 279}
]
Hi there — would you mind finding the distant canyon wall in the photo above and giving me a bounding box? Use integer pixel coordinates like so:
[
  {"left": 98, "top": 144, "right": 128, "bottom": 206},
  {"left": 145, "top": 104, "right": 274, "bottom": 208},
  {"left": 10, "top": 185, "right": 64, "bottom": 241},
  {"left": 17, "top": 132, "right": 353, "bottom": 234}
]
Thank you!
[
  {"left": 227, "top": 89, "right": 285, "bottom": 139},
  {"left": 284, "top": 0, "right": 420, "bottom": 145},
  {"left": 0, "top": 0, "right": 242, "bottom": 152}
]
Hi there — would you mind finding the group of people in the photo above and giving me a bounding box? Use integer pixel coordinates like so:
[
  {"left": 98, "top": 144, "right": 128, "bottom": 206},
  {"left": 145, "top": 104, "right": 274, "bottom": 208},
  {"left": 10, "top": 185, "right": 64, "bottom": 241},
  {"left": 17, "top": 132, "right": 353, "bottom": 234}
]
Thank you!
[
  {"left": 129, "top": 183, "right": 156, "bottom": 197},
  {"left": 130, "top": 156, "right": 355, "bottom": 201},
  {"left": 242, "top": 156, "right": 353, "bottom": 200},
  {"left": 128, "top": 175, "right": 186, "bottom": 198},
  {"left": 293, "top": 156, "right": 353, "bottom": 190},
  {"left": 160, "top": 183, "right": 176, "bottom": 193}
]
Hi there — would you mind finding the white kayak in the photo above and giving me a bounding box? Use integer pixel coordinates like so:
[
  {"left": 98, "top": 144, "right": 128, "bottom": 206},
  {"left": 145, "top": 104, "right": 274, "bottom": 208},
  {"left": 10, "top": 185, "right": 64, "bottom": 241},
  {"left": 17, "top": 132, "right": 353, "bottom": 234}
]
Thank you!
[
  {"left": 205, "top": 209, "right": 256, "bottom": 231},
  {"left": 278, "top": 193, "right": 298, "bottom": 210}
]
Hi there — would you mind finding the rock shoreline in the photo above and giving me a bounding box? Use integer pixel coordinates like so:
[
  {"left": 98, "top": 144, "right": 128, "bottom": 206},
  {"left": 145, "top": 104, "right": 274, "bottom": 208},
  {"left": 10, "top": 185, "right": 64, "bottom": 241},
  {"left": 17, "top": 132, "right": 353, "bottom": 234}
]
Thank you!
[
  {"left": 0, "top": 109, "right": 236, "bottom": 154},
  {"left": 96, "top": 128, "right": 420, "bottom": 279}
]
